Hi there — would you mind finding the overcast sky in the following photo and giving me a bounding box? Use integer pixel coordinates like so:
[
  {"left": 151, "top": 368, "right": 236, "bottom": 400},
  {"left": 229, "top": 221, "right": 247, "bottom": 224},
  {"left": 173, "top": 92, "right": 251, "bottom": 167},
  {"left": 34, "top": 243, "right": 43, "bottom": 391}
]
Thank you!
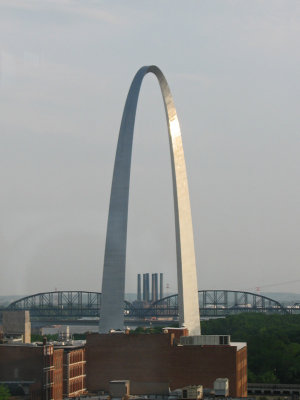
[{"left": 0, "top": 0, "right": 299, "bottom": 297}]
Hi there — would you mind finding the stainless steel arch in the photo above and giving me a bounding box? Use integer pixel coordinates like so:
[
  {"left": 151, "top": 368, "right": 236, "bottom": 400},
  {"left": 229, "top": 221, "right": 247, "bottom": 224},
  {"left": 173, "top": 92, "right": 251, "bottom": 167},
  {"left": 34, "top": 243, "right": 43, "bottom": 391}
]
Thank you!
[{"left": 99, "top": 65, "right": 201, "bottom": 335}]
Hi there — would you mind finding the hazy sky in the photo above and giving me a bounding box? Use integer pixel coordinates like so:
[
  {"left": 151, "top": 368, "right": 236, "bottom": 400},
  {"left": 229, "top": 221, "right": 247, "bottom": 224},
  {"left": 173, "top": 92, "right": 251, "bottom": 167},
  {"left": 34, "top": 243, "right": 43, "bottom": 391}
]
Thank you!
[{"left": 0, "top": 0, "right": 299, "bottom": 297}]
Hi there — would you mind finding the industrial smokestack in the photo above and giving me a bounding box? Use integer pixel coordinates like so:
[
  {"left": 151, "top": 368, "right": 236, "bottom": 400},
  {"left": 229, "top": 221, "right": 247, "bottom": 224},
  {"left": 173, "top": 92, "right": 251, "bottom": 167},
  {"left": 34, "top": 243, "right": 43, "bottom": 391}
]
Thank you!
[
  {"left": 152, "top": 274, "right": 155, "bottom": 302},
  {"left": 143, "top": 273, "right": 150, "bottom": 302},
  {"left": 137, "top": 274, "right": 141, "bottom": 301},
  {"left": 143, "top": 274, "right": 146, "bottom": 301},
  {"left": 152, "top": 273, "right": 158, "bottom": 302},
  {"left": 160, "top": 273, "right": 164, "bottom": 299},
  {"left": 146, "top": 273, "right": 149, "bottom": 302}
]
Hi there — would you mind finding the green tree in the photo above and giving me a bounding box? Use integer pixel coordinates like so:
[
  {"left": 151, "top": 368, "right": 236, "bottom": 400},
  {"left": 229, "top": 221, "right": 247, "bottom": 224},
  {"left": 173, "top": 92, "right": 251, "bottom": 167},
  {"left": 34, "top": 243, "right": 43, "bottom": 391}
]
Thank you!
[
  {"left": 0, "top": 385, "right": 10, "bottom": 400},
  {"left": 201, "top": 313, "right": 300, "bottom": 384}
]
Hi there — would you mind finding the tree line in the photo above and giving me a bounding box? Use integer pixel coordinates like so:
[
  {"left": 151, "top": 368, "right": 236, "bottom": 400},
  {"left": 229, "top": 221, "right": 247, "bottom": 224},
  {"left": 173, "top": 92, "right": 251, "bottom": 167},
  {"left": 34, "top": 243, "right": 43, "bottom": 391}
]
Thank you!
[{"left": 201, "top": 313, "right": 300, "bottom": 384}]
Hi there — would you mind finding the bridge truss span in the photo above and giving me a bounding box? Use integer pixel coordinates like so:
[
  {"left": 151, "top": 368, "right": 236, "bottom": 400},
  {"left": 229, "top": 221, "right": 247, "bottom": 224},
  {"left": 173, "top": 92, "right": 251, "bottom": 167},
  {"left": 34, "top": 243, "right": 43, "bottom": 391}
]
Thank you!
[
  {"left": 8, "top": 291, "right": 133, "bottom": 319},
  {"left": 6, "top": 289, "right": 287, "bottom": 321},
  {"left": 148, "top": 289, "right": 287, "bottom": 318}
]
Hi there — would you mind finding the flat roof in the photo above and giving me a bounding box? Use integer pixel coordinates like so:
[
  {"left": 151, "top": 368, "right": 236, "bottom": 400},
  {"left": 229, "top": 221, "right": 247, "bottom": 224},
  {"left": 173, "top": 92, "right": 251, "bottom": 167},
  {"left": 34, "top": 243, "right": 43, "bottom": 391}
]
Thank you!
[{"left": 231, "top": 342, "right": 247, "bottom": 351}]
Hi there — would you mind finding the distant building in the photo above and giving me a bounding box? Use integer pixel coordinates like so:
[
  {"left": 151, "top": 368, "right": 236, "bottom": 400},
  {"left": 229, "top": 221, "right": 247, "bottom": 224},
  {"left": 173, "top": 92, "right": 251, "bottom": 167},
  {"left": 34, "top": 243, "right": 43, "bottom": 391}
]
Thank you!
[{"left": 2, "top": 310, "right": 31, "bottom": 343}]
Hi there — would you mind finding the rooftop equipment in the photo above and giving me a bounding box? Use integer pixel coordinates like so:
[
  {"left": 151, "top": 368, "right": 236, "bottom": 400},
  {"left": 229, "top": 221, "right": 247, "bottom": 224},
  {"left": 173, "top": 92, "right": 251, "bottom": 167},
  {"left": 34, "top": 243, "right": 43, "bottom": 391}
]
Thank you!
[
  {"left": 180, "top": 335, "right": 230, "bottom": 346},
  {"left": 109, "top": 380, "right": 130, "bottom": 397},
  {"left": 213, "top": 378, "right": 229, "bottom": 397}
]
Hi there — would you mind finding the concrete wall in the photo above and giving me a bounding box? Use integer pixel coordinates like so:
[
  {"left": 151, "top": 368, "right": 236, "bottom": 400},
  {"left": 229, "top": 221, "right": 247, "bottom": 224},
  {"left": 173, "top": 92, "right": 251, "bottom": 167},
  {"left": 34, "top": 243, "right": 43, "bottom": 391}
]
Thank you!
[
  {"left": 86, "top": 332, "right": 247, "bottom": 397},
  {"left": 2, "top": 310, "right": 31, "bottom": 343}
]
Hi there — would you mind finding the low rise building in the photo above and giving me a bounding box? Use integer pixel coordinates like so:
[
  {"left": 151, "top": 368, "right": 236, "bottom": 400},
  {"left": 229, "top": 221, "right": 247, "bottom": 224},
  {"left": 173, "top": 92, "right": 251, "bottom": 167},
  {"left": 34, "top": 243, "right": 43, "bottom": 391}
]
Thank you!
[
  {"left": 2, "top": 310, "right": 31, "bottom": 344},
  {"left": 61, "top": 345, "right": 86, "bottom": 398},
  {"left": 0, "top": 340, "right": 86, "bottom": 400},
  {"left": 0, "top": 341, "right": 63, "bottom": 400},
  {"left": 86, "top": 330, "right": 247, "bottom": 397}
]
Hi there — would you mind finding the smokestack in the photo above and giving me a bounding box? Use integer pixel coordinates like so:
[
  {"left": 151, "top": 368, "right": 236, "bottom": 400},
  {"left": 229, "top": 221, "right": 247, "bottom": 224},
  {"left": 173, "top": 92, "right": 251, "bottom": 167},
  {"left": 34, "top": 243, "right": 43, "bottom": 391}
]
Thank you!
[
  {"left": 146, "top": 273, "right": 149, "bottom": 302},
  {"left": 143, "top": 274, "right": 146, "bottom": 301},
  {"left": 160, "top": 273, "right": 164, "bottom": 299},
  {"left": 137, "top": 274, "right": 141, "bottom": 301},
  {"left": 152, "top": 273, "right": 158, "bottom": 302},
  {"left": 143, "top": 273, "right": 150, "bottom": 302},
  {"left": 151, "top": 274, "right": 155, "bottom": 302},
  {"left": 152, "top": 274, "right": 158, "bottom": 301}
]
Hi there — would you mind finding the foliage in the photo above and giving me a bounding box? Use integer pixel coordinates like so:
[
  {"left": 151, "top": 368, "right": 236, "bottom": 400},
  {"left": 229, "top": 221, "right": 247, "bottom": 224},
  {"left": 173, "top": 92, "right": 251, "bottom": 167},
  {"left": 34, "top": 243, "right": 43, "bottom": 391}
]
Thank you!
[
  {"left": 31, "top": 333, "right": 59, "bottom": 342},
  {"left": 0, "top": 385, "right": 10, "bottom": 400},
  {"left": 201, "top": 313, "right": 300, "bottom": 384},
  {"left": 132, "top": 326, "right": 163, "bottom": 334},
  {"left": 73, "top": 333, "right": 87, "bottom": 340}
]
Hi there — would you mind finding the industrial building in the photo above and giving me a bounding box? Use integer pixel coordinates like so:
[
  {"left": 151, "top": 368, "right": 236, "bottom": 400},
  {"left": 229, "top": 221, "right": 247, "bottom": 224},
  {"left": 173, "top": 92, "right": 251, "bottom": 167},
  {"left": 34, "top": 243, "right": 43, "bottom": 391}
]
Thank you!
[{"left": 86, "top": 328, "right": 247, "bottom": 397}]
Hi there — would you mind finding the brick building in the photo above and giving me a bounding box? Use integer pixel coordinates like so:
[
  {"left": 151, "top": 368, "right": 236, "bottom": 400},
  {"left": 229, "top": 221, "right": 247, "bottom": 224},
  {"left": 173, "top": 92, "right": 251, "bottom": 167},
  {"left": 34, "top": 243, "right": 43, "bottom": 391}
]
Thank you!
[
  {"left": 61, "top": 346, "right": 86, "bottom": 397},
  {"left": 0, "top": 342, "right": 86, "bottom": 400},
  {"left": 0, "top": 343, "right": 63, "bottom": 400},
  {"left": 86, "top": 331, "right": 247, "bottom": 397}
]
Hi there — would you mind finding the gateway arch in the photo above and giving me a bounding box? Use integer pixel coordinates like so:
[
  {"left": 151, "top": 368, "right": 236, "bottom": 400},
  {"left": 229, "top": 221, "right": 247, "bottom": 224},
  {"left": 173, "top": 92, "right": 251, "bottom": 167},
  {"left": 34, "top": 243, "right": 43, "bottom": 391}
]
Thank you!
[{"left": 99, "top": 66, "right": 201, "bottom": 336}]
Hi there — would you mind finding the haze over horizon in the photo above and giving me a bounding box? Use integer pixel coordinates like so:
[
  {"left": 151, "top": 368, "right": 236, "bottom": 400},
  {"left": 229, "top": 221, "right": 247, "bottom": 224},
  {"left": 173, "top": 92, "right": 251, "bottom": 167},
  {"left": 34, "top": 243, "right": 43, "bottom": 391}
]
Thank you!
[{"left": 1, "top": 1, "right": 300, "bottom": 296}]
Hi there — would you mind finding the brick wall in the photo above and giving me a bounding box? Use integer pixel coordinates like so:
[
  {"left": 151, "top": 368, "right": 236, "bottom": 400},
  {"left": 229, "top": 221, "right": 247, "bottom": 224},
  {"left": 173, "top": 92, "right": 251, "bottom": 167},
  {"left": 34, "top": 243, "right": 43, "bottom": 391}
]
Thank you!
[
  {"left": 0, "top": 345, "right": 65, "bottom": 400},
  {"left": 0, "top": 345, "right": 43, "bottom": 381},
  {"left": 236, "top": 345, "right": 247, "bottom": 397},
  {"left": 86, "top": 333, "right": 247, "bottom": 397},
  {"left": 53, "top": 349, "right": 63, "bottom": 400},
  {"left": 87, "top": 333, "right": 171, "bottom": 393},
  {"left": 64, "top": 347, "right": 86, "bottom": 398}
]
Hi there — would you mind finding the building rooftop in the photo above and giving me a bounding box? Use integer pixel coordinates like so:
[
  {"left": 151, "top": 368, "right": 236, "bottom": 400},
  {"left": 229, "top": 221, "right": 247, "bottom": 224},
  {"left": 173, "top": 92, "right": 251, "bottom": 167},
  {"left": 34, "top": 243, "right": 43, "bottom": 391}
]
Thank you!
[{"left": 230, "top": 342, "right": 247, "bottom": 351}]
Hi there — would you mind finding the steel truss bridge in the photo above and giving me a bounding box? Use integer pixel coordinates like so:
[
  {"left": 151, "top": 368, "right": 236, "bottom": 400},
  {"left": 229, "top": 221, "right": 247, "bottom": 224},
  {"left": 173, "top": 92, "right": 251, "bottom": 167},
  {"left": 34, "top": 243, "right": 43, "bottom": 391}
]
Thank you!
[{"left": 5, "top": 290, "right": 290, "bottom": 321}]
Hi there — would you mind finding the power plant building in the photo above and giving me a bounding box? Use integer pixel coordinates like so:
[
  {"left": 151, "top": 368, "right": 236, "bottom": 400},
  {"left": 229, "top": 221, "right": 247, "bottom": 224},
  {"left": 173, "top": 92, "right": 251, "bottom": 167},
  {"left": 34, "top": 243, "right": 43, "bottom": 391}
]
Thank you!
[{"left": 137, "top": 273, "right": 164, "bottom": 303}]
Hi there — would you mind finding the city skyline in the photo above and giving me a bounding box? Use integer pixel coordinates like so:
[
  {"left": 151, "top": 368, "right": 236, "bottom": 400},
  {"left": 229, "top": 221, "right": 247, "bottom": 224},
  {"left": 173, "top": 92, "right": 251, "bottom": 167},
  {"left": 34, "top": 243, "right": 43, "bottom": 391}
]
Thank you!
[{"left": 0, "top": 1, "right": 300, "bottom": 296}]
